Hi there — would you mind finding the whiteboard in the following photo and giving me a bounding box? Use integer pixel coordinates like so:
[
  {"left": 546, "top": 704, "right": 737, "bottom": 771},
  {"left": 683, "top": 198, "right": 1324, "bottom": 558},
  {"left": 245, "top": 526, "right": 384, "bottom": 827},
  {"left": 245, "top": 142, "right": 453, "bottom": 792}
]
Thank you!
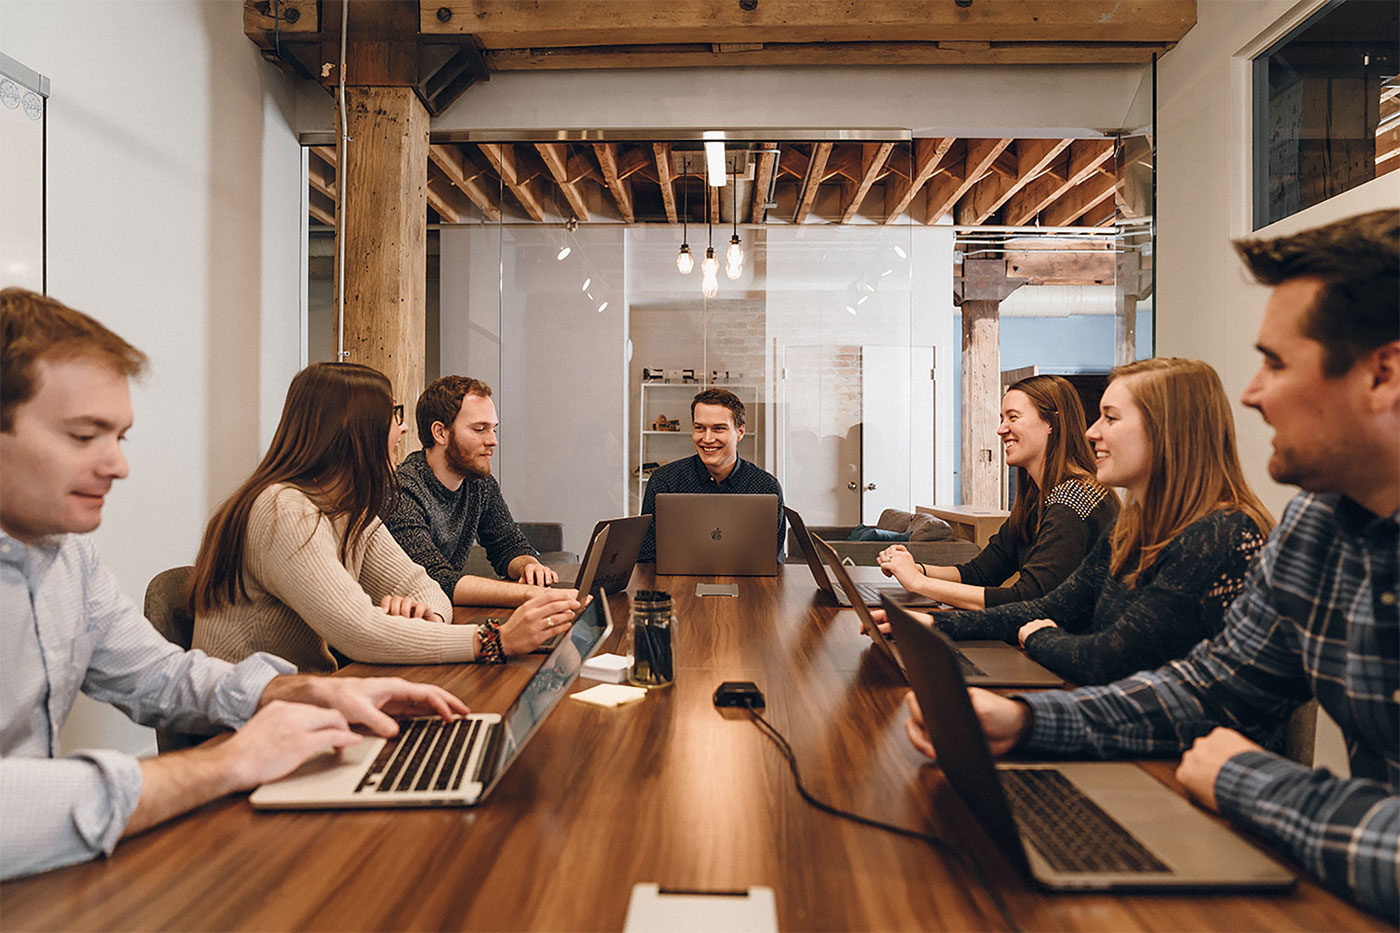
[{"left": 1, "top": 53, "right": 47, "bottom": 291}]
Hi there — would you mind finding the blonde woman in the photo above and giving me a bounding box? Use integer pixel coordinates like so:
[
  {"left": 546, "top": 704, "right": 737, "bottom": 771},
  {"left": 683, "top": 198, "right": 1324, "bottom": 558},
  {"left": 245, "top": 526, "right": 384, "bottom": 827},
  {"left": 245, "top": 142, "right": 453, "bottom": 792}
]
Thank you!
[{"left": 874, "top": 358, "right": 1272, "bottom": 685}]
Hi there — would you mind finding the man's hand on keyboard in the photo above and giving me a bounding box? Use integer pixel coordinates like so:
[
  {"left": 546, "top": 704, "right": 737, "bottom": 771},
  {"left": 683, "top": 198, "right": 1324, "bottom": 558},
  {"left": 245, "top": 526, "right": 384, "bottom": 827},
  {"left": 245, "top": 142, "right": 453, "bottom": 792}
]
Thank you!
[
  {"left": 260, "top": 675, "right": 470, "bottom": 738},
  {"left": 903, "top": 688, "right": 1031, "bottom": 761},
  {"left": 865, "top": 606, "right": 936, "bottom": 637}
]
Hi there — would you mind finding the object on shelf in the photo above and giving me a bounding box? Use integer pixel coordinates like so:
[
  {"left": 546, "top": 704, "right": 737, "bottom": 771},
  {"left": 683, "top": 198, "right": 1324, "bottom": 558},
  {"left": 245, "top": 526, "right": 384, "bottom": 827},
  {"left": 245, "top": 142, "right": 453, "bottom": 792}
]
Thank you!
[
  {"left": 634, "top": 461, "right": 661, "bottom": 478},
  {"left": 651, "top": 415, "right": 681, "bottom": 432},
  {"left": 682, "top": 368, "right": 697, "bottom": 383},
  {"left": 643, "top": 367, "right": 665, "bottom": 382}
]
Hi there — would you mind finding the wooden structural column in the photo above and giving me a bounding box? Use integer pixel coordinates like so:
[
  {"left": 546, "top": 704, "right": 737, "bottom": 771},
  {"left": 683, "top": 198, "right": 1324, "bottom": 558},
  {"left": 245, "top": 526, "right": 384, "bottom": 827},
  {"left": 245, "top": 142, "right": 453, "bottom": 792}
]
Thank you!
[
  {"left": 956, "top": 259, "right": 1027, "bottom": 507},
  {"left": 334, "top": 86, "right": 429, "bottom": 431}
]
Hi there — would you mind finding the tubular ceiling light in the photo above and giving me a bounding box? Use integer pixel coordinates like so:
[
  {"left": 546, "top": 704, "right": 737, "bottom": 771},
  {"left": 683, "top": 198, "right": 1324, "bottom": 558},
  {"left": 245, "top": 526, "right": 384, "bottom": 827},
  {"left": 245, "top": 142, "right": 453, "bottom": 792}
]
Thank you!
[{"left": 705, "top": 140, "right": 726, "bottom": 188}]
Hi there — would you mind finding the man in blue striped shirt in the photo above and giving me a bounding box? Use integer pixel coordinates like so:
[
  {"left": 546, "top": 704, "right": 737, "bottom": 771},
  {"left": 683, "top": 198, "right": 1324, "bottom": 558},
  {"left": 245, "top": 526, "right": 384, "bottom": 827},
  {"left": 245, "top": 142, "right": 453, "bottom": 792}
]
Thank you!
[{"left": 904, "top": 211, "right": 1398, "bottom": 919}]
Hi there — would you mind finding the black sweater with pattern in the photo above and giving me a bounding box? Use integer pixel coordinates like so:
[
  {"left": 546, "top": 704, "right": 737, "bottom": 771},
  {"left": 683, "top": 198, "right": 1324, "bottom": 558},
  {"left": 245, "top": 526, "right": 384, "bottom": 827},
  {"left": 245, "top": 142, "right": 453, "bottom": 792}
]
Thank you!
[{"left": 939, "top": 509, "right": 1266, "bottom": 685}]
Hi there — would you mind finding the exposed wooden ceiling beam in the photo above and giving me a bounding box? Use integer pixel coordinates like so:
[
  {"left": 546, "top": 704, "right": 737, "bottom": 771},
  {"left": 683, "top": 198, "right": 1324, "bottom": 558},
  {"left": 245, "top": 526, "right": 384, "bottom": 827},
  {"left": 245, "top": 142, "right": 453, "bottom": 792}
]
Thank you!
[
  {"left": 483, "top": 41, "right": 1181, "bottom": 70},
  {"left": 884, "top": 137, "right": 955, "bottom": 223},
  {"left": 1082, "top": 200, "right": 1118, "bottom": 228},
  {"left": 479, "top": 142, "right": 546, "bottom": 222},
  {"left": 926, "top": 137, "right": 1012, "bottom": 224},
  {"left": 428, "top": 143, "right": 501, "bottom": 222},
  {"left": 841, "top": 142, "right": 895, "bottom": 224},
  {"left": 310, "top": 145, "right": 338, "bottom": 168},
  {"left": 593, "top": 143, "right": 635, "bottom": 224},
  {"left": 652, "top": 143, "right": 679, "bottom": 224},
  {"left": 535, "top": 143, "right": 590, "bottom": 222},
  {"left": 617, "top": 147, "right": 652, "bottom": 181},
  {"left": 425, "top": 2, "right": 1197, "bottom": 46},
  {"left": 958, "top": 137, "right": 1072, "bottom": 225},
  {"left": 427, "top": 163, "right": 478, "bottom": 224},
  {"left": 751, "top": 143, "right": 778, "bottom": 224},
  {"left": 1043, "top": 169, "right": 1118, "bottom": 226},
  {"left": 307, "top": 157, "right": 336, "bottom": 201},
  {"left": 308, "top": 188, "right": 336, "bottom": 227},
  {"left": 708, "top": 183, "right": 722, "bottom": 229},
  {"left": 794, "top": 142, "right": 833, "bottom": 224},
  {"left": 1003, "top": 138, "right": 1116, "bottom": 225}
]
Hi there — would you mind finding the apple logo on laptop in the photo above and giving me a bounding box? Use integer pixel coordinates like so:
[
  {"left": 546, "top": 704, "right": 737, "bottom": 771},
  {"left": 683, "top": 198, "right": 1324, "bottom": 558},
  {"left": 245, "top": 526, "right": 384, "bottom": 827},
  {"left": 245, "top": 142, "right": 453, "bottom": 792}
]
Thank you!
[{"left": 711, "top": 527, "right": 723, "bottom": 541}]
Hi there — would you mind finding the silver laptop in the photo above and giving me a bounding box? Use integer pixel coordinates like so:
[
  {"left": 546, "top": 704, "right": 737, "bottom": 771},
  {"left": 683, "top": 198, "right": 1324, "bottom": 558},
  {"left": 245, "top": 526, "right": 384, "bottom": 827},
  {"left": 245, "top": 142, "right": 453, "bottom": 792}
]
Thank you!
[
  {"left": 551, "top": 514, "right": 651, "bottom": 594},
  {"left": 815, "top": 535, "right": 1062, "bottom": 687},
  {"left": 785, "top": 506, "right": 939, "bottom": 608},
  {"left": 655, "top": 493, "right": 779, "bottom": 576},
  {"left": 885, "top": 597, "right": 1295, "bottom": 893},
  {"left": 249, "top": 596, "right": 614, "bottom": 810}
]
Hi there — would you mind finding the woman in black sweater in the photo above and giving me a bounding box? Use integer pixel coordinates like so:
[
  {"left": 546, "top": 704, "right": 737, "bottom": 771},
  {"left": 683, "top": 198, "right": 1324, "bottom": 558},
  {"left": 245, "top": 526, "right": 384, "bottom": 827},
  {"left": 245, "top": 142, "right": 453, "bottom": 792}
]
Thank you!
[
  {"left": 872, "top": 358, "right": 1273, "bottom": 686},
  {"left": 876, "top": 375, "right": 1117, "bottom": 609}
]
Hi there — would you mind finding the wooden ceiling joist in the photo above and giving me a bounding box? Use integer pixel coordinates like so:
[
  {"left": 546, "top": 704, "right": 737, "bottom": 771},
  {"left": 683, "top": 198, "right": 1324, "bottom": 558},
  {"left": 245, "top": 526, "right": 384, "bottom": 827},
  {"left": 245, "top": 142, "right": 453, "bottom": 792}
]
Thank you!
[
  {"left": 1043, "top": 169, "right": 1118, "bottom": 226},
  {"left": 1002, "top": 138, "right": 1116, "bottom": 225},
  {"left": 428, "top": 143, "right": 501, "bottom": 222},
  {"left": 427, "top": 163, "right": 476, "bottom": 224},
  {"left": 842, "top": 142, "right": 895, "bottom": 223},
  {"left": 958, "top": 137, "right": 1072, "bottom": 225},
  {"left": 308, "top": 188, "right": 336, "bottom": 227},
  {"left": 593, "top": 143, "right": 635, "bottom": 224},
  {"left": 535, "top": 142, "right": 590, "bottom": 222},
  {"left": 751, "top": 143, "right": 778, "bottom": 224},
  {"left": 794, "top": 142, "right": 834, "bottom": 224},
  {"left": 423, "top": 1, "right": 1196, "bottom": 50},
  {"left": 307, "top": 156, "right": 337, "bottom": 201},
  {"left": 884, "top": 137, "right": 955, "bottom": 224},
  {"left": 927, "top": 138, "right": 1012, "bottom": 224},
  {"left": 652, "top": 143, "right": 678, "bottom": 224},
  {"left": 479, "top": 142, "right": 546, "bottom": 222}
]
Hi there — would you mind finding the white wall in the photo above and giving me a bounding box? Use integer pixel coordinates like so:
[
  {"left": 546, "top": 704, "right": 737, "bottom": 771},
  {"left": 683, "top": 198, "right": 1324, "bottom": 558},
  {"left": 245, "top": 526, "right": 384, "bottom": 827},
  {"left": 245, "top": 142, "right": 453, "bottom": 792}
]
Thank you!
[
  {"left": 295, "top": 63, "right": 1147, "bottom": 137},
  {"left": 1156, "top": 0, "right": 1400, "bottom": 519},
  {"left": 2, "top": 0, "right": 305, "bottom": 755}
]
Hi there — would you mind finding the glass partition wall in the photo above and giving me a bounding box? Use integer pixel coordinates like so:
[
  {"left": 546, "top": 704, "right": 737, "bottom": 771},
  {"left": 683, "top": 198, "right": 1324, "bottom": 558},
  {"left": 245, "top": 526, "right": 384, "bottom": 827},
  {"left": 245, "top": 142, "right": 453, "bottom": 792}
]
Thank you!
[{"left": 305, "top": 66, "right": 1158, "bottom": 554}]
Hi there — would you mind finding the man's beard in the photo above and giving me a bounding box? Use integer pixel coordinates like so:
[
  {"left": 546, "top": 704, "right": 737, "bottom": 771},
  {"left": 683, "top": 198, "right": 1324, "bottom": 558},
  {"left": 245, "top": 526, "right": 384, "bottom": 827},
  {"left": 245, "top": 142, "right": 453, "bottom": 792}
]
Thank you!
[{"left": 446, "top": 434, "right": 491, "bottom": 478}]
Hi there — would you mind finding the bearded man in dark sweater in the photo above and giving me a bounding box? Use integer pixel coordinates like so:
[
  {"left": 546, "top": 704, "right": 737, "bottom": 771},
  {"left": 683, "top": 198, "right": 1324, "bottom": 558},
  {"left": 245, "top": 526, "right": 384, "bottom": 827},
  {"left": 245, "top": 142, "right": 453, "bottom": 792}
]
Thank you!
[{"left": 387, "top": 376, "right": 559, "bottom": 606}]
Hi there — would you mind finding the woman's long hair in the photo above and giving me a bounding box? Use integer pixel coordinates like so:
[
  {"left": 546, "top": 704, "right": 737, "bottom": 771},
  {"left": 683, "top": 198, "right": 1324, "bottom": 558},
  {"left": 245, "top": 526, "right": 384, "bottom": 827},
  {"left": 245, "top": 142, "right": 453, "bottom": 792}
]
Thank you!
[
  {"left": 1005, "top": 375, "right": 1113, "bottom": 543},
  {"left": 1106, "top": 358, "right": 1273, "bottom": 588},
  {"left": 189, "top": 362, "right": 397, "bottom": 612}
]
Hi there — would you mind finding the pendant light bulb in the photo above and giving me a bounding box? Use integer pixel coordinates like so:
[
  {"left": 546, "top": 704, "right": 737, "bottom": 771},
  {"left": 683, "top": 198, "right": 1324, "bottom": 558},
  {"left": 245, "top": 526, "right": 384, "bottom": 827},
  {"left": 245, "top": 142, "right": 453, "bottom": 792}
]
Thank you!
[
  {"left": 702, "top": 245, "right": 719, "bottom": 277},
  {"left": 702, "top": 271, "right": 719, "bottom": 298},
  {"left": 676, "top": 243, "right": 694, "bottom": 274},
  {"left": 725, "top": 260, "right": 743, "bottom": 281},
  {"left": 726, "top": 234, "right": 743, "bottom": 268}
]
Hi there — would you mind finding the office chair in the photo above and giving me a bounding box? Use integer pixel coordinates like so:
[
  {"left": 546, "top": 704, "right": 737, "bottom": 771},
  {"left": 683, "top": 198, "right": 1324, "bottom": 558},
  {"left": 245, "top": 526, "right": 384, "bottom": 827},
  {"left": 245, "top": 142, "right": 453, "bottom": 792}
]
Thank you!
[{"left": 142, "top": 565, "right": 208, "bottom": 753}]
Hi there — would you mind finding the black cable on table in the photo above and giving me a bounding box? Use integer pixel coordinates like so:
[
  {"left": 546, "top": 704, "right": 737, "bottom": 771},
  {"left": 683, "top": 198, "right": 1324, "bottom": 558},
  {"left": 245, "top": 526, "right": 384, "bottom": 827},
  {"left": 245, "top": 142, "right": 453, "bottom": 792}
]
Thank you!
[{"left": 745, "top": 707, "right": 1023, "bottom": 933}]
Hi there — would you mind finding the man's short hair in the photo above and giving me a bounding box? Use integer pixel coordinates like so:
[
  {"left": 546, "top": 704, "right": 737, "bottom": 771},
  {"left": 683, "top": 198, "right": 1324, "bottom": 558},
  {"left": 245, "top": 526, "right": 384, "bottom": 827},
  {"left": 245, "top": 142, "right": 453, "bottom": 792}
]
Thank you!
[
  {"left": 1, "top": 288, "right": 147, "bottom": 432},
  {"left": 416, "top": 375, "right": 492, "bottom": 447},
  {"left": 1234, "top": 210, "right": 1399, "bottom": 377},
  {"left": 690, "top": 388, "right": 746, "bottom": 427}
]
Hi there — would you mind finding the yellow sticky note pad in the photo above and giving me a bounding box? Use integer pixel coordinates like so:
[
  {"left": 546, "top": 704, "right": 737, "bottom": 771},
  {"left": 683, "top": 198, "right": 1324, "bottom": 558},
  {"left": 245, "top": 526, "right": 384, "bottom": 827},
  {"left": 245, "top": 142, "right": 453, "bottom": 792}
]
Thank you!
[{"left": 571, "top": 684, "right": 649, "bottom": 709}]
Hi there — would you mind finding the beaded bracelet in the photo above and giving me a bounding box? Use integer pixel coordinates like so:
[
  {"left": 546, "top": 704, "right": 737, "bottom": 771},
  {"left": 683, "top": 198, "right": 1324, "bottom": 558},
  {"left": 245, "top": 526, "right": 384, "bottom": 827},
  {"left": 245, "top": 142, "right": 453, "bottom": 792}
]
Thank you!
[{"left": 478, "top": 618, "right": 507, "bottom": 664}]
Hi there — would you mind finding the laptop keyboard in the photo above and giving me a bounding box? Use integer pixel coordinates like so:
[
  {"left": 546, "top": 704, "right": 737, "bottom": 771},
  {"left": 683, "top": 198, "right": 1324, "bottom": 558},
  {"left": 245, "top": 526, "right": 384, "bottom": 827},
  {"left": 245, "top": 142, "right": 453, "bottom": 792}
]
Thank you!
[
  {"left": 998, "top": 768, "right": 1170, "bottom": 874},
  {"left": 354, "top": 717, "right": 494, "bottom": 795}
]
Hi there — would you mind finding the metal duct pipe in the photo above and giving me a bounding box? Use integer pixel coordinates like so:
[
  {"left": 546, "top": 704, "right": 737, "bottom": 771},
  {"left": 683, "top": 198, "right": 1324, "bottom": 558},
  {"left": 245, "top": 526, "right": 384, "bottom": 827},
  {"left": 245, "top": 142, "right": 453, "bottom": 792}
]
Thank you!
[{"left": 999, "top": 285, "right": 1118, "bottom": 317}]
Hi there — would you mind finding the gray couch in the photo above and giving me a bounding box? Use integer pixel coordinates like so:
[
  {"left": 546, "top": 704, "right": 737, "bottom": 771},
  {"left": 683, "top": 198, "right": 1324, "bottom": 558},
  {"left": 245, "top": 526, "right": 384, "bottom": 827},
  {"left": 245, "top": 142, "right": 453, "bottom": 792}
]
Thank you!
[{"left": 792, "top": 508, "right": 981, "bottom": 566}]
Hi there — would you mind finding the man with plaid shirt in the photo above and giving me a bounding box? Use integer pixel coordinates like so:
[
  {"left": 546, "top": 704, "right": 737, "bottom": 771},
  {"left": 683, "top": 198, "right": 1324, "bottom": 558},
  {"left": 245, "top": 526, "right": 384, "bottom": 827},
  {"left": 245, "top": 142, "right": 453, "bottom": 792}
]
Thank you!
[{"left": 902, "top": 211, "right": 1398, "bottom": 920}]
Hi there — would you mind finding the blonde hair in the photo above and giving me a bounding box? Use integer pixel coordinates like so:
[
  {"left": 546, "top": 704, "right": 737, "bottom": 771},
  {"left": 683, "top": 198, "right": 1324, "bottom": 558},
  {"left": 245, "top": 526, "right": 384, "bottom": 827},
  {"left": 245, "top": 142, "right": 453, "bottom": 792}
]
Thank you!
[{"left": 1106, "top": 358, "right": 1273, "bottom": 588}]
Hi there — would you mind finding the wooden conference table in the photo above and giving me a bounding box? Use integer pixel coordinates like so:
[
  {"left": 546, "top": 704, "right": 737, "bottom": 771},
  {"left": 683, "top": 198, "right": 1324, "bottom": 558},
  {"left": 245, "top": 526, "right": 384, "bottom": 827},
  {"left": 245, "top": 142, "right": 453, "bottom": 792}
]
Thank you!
[{"left": 2, "top": 567, "right": 1386, "bottom": 931}]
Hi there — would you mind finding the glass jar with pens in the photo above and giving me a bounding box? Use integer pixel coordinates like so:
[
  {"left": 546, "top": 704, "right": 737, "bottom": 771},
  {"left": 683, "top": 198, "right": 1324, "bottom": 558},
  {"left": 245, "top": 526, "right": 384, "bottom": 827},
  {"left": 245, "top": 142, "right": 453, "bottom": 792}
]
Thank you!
[{"left": 626, "top": 590, "right": 675, "bottom": 687}]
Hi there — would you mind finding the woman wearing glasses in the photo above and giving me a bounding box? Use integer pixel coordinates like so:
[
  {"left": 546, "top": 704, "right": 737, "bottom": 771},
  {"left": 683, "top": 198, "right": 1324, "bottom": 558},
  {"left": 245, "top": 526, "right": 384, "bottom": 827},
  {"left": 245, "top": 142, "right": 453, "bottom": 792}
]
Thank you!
[{"left": 191, "top": 362, "right": 578, "bottom": 673}]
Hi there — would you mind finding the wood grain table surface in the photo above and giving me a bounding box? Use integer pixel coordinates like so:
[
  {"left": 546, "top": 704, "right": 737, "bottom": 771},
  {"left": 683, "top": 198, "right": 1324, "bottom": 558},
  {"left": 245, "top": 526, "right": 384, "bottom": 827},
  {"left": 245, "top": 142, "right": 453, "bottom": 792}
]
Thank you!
[{"left": 1, "top": 566, "right": 1387, "bottom": 931}]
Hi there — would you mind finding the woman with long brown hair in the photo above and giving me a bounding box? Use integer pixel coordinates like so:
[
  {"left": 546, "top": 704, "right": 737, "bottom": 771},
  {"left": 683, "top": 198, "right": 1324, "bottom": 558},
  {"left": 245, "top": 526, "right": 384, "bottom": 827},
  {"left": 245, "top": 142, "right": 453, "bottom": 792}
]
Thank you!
[
  {"left": 890, "top": 358, "right": 1273, "bottom": 686},
  {"left": 191, "top": 362, "right": 578, "bottom": 673},
  {"left": 877, "top": 375, "right": 1118, "bottom": 609}
]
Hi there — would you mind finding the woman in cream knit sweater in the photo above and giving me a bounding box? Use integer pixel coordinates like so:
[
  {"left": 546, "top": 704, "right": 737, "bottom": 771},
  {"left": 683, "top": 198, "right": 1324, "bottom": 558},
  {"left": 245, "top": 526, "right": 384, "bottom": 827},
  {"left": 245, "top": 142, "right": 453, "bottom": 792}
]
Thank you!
[{"left": 190, "top": 363, "right": 579, "bottom": 673}]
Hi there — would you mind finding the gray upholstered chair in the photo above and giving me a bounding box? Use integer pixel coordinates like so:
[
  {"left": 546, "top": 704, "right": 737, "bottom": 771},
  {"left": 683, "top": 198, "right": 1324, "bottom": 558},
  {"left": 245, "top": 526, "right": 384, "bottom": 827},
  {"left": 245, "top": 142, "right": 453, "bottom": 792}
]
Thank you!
[
  {"left": 463, "top": 521, "right": 580, "bottom": 577},
  {"left": 1284, "top": 699, "right": 1318, "bottom": 767},
  {"left": 142, "top": 566, "right": 206, "bottom": 752}
]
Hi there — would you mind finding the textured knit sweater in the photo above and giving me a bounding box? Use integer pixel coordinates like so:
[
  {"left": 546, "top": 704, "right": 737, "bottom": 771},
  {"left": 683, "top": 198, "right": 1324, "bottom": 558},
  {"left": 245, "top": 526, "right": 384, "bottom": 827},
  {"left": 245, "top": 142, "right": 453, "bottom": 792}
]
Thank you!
[
  {"left": 192, "top": 484, "right": 467, "bottom": 674},
  {"left": 957, "top": 478, "right": 1118, "bottom": 608},
  {"left": 385, "top": 450, "right": 538, "bottom": 598},
  {"left": 938, "top": 509, "right": 1266, "bottom": 685}
]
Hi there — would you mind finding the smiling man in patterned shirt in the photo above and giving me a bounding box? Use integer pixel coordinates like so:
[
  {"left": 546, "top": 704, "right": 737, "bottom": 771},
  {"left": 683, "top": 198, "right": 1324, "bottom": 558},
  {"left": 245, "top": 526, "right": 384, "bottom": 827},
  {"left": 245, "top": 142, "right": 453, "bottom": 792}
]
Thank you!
[{"left": 904, "top": 211, "right": 1399, "bottom": 920}]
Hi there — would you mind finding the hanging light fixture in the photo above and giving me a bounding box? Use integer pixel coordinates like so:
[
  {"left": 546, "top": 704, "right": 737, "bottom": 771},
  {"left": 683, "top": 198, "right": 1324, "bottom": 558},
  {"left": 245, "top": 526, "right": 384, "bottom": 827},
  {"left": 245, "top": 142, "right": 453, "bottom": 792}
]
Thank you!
[
  {"left": 676, "top": 156, "right": 694, "bottom": 274},
  {"left": 702, "top": 180, "right": 719, "bottom": 298},
  {"left": 725, "top": 164, "right": 743, "bottom": 279}
]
